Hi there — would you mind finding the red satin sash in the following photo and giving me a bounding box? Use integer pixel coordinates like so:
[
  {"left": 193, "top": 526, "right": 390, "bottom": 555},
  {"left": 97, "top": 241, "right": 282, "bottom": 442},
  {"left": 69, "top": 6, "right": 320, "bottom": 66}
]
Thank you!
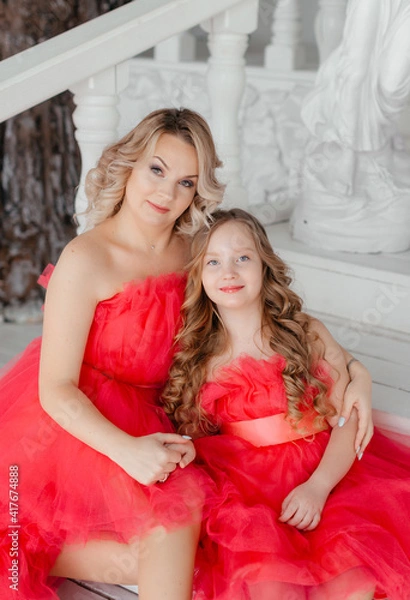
[{"left": 221, "top": 411, "right": 328, "bottom": 447}]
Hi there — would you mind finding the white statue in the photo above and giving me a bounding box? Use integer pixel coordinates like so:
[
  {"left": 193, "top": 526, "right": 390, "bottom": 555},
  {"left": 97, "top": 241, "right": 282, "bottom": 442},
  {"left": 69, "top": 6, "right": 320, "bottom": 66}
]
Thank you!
[{"left": 291, "top": 0, "right": 410, "bottom": 253}]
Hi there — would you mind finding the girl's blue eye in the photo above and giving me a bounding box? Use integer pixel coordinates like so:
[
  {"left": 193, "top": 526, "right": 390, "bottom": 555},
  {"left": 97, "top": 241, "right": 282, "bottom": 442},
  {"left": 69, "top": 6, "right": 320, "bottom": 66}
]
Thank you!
[
  {"left": 238, "top": 255, "right": 250, "bottom": 262},
  {"left": 207, "top": 259, "right": 219, "bottom": 266}
]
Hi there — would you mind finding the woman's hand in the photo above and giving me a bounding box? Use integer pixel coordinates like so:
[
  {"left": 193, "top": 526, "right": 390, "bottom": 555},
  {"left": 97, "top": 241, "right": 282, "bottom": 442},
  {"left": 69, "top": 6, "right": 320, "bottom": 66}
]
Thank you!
[
  {"left": 112, "top": 432, "right": 194, "bottom": 486},
  {"left": 279, "top": 478, "right": 330, "bottom": 531},
  {"left": 166, "top": 437, "right": 196, "bottom": 468},
  {"left": 338, "top": 359, "right": 374, "bottom": 455}
]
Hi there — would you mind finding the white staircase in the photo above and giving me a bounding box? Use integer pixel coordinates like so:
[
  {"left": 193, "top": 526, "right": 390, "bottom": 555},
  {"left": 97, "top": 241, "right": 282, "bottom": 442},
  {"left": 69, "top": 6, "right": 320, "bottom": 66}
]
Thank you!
[
  {"left": 112, "top": 53, "right": 410, "bottom": 434},
  {"left": 267, "top": 222, "right": 410, "bottom": 432},
  {"left": 1, "top": 1, "right": 409, "bottom": 435}
]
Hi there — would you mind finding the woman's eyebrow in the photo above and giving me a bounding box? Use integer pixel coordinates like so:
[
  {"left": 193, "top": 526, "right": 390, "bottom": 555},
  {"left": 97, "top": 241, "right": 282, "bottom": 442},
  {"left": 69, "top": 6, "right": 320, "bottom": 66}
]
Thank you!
[
  {"left": 153, "top": 155, "right": 168, "bottom": 168},
  {"left": 153, "top": 155, "right": 198, "bottom": 178}
]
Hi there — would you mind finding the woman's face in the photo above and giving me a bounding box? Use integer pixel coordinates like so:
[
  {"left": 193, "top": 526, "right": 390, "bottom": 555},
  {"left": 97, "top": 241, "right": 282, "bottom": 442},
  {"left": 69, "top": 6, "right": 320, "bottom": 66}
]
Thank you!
[
  {"left": 201, "top": 221, "right": 264, "bottom": 314},
  {"left": 123, "top": 133, "right": 199, "bottom": 228}
]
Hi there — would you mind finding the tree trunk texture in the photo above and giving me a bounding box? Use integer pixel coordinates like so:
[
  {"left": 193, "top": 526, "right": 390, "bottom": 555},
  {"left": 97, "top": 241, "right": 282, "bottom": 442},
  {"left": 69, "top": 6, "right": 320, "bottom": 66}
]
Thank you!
[{"left": 0, "top": 0, "right": 131, "bottom": 321}]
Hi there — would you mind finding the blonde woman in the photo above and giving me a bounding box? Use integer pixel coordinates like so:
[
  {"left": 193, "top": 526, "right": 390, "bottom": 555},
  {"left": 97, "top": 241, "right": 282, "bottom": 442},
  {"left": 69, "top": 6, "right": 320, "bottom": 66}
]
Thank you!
[{"left": 0, "top": 108, "right": 223, "bottom": 600}]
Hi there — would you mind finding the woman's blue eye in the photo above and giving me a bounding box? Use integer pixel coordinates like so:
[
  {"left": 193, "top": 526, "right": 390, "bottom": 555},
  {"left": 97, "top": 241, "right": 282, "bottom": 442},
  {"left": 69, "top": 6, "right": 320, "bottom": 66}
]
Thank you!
[
  {"left": 151, "top": 166, "right": 162, "bottom": 175},
  {"left": 238, "top": 255, "right": 250, "bottom": 262},
  {"left": 181, "top": 179, "right": 194, "bottom": 188}
]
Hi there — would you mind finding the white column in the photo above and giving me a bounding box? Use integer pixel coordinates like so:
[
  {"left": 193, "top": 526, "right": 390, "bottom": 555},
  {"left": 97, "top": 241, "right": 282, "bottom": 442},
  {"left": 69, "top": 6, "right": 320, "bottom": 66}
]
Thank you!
[
  {"left": 69, "top": 63, "right": 129, "bottom": 230},
  {"left": 154, "top": 32, "right": 196, "bottom": 62},
  {"left": 201, "top": 0, "right": 259, "bottom": 209},
  {"left": 264, "top": 0, "right": 305, "bottom": 71},
  {"left": 315, "top": 0, "right": 348, "bottom": 65}
]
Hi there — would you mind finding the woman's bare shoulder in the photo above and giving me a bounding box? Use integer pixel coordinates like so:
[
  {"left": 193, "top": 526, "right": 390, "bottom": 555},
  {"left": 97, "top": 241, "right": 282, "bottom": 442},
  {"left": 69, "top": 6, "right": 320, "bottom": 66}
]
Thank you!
[{"left": 50, "top": 227, "right": 117, "bottom": 301}]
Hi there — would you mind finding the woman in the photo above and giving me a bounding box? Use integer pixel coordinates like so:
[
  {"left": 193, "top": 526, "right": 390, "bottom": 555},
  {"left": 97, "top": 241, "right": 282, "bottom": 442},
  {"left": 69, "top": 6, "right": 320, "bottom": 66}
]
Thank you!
[{"left": 0, "top": 108, "right": 224, "bottom": 600}]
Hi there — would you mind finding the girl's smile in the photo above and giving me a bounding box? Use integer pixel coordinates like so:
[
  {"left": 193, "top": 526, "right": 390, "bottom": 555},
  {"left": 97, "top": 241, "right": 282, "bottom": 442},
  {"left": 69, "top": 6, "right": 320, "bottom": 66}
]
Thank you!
[{"left": 219, "top": 285, "right": 245, "bottom": 293}]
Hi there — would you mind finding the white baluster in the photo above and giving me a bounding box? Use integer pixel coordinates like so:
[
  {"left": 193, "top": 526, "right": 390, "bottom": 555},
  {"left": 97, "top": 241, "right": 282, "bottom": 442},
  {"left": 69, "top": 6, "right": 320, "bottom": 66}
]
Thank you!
[
  {"left": 154, "top": 32, "right": 196, "bottom": 62},
  {"left": 264, "top": 0, "right": 305, "bottom": 71},
  {"left": 315, "top": 0, "right": 348, "bottom": 65},
  {"left": 69, "top": 63, "right": 129, "bottom": 230},
  {"left": 201, "top": 0, "right": 259, "bottom": 209}
]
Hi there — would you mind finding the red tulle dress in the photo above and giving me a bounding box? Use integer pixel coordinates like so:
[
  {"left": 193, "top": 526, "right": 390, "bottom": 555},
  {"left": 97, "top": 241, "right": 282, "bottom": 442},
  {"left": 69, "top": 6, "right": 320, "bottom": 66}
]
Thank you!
[
  {"left": 193, "top": 354, "right": 410, "bottom": 600},
  {"left": 0, "top": 267, "right": 211, "bottom": 600}
]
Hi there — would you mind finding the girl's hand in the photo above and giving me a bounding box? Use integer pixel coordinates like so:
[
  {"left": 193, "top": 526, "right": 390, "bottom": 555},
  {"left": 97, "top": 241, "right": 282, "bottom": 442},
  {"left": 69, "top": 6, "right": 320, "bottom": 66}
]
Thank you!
[
  {"left": 338, "top": 361, "right": 374, "bottom": 454},
  {"left": 112, "top": 432, "right": 190, "bottom": 486},
  {"left": 279, "top": 479, "right": 330, "bottom": 531}
]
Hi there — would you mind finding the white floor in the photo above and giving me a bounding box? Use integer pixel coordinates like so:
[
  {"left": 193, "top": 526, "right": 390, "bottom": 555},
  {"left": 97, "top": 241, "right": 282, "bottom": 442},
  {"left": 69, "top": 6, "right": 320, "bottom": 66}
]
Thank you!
[{"left": 0, "top": 321, "right": 43, "bottom": 368}]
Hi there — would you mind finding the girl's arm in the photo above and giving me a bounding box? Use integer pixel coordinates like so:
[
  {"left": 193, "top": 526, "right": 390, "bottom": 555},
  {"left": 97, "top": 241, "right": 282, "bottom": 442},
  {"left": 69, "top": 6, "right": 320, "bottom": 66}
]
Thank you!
[
  {"left": 279, "top": 318, "right": 369, "bottom": 531},
  {"left": 279, "top": 408, "right": 358, "bottom": 531},
  {"left": 39, "top": 240, "right": 192, "bottom": 485}
]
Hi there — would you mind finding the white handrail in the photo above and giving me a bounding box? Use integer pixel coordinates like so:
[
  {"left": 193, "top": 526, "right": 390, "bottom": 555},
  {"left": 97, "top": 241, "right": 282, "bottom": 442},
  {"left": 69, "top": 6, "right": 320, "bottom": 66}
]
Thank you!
[{"left": 0, "top": 0, "right": 243, "bottom": 122}]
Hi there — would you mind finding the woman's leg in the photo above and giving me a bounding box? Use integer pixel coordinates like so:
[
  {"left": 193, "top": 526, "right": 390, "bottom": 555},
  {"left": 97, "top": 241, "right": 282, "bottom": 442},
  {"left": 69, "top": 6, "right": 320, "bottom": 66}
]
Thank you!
[
  {"left": 309, "top": 571, "right": 375, "bottom": 600},
  {"left": 346, "top": 591, "right": 375, "bottom": 600},
  {"left": 137, "top": 522, "right": 200, "bottom": 600},
  {"left": 51, "top": 522, "right": 200, "bottom": 599},
  {"left": 50, "top": 538, "right": 140, "bottom": 584}
]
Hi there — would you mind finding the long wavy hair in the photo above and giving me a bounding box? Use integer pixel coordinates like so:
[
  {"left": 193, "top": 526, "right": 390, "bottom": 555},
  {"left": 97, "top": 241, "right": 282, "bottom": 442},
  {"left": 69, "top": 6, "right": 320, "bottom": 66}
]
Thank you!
[
  {"left": 162, "top": 208, "right": 334, "bottom": 437},
  {"left": 80, "top": 108, "right": 225, "bottom": 233}
]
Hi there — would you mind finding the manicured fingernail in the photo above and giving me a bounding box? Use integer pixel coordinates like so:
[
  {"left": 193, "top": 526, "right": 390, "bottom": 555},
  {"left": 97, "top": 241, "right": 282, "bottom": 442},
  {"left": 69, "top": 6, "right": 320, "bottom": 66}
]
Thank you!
[
  {"left": 338, "top": 416, "right": 346, "bottom": 427},
  {"left": 358, "top": 451, "right": 363, "bottom": 461},
  {"left": 355, "top": 445, "right": 361, "bottom": 455},
  {"left": 182, "top": 435, "right": 192, "bottom": 440}
]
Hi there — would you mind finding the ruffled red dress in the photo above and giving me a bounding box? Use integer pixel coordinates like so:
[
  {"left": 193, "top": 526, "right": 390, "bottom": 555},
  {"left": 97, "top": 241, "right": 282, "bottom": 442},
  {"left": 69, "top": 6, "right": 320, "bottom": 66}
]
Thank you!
[
  {"left": 0, "top": 267, "right": 211, "bottom": 599},
  {"left": 193, "top": 354, "right": 410, "bottom": 600}
]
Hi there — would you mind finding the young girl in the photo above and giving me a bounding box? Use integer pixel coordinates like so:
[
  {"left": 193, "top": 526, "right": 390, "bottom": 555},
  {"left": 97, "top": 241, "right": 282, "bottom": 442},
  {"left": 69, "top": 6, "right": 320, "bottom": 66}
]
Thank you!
[{"left": 163, "top": 208, "right": 410, "bottom": 600}]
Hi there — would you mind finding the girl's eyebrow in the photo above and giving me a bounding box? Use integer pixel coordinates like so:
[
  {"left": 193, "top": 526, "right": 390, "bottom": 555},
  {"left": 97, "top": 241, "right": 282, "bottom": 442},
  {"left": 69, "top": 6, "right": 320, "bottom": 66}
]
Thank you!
[
  {"left": 153, "top": 155, "right": 198, "bottom": 179},
  {"left": 204, "top": 246, "right": 255, "bottom": 256}
]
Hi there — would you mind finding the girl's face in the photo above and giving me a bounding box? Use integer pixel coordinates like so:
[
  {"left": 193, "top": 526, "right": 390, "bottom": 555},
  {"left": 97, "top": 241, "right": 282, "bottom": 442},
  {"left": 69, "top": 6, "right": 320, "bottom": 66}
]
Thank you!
[
  {"left": 201, "top": 221, "right": 264, "bottom": 314},
  {"left": 123, "top": 133, "right": 198, "bottom": 227}
]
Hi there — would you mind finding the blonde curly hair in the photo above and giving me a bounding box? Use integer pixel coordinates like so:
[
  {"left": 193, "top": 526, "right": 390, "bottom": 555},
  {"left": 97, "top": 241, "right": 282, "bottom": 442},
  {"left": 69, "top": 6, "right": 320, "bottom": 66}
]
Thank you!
[
  {"left": 80, "top": 108, "right": 225, "bottom": 233},
  {"left": 162, "top": 208, "right": 334, "bottom": 438}
]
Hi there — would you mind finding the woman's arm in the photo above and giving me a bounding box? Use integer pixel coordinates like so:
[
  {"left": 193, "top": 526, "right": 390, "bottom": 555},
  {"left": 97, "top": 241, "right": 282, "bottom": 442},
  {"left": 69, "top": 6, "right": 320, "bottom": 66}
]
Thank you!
[
  {"left": 339, "top": 350, "right": 373, "bottom": 453},
  {"left": 309, "top": 319, "right": 373, "bottom": 452},
  {"left": 39, "top": 239, "right": 190, "bottom": 485}
]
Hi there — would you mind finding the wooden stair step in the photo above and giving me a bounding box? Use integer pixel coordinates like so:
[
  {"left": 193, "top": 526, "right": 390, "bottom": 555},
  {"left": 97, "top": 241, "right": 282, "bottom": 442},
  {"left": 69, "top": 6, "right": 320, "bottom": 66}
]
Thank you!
[{"left": 58, "top": 580, "right": 138, "bottom": 599}]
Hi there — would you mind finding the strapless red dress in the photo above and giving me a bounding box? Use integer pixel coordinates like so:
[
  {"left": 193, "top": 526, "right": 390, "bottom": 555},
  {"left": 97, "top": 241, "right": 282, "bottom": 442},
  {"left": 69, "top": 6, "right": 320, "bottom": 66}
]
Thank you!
[
  {"left": 0, "top": 267, "right": 211, "bottom": 599},
  {"left": 193, "top": 354, "right": 410, "bottom": 600}
]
